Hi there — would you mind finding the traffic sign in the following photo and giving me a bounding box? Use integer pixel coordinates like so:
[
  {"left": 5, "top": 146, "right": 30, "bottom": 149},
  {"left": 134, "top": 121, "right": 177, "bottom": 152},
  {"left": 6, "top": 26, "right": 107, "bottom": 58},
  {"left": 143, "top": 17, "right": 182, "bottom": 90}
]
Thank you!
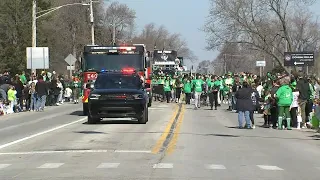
[
  {"left": 256, "top": 61, "right": 266, "bottom": 67},
  {"left": 284, "top": 52, "right": 314, "bottom": 66},
  {"left": 26, "top": 47, "right": 49, "bottom": 69},
  {"left": 64, "top": 54, "right": 77, "bottom": 65},
  {"left": 67, "top": 66, "right": 75, "bottom": 70}
]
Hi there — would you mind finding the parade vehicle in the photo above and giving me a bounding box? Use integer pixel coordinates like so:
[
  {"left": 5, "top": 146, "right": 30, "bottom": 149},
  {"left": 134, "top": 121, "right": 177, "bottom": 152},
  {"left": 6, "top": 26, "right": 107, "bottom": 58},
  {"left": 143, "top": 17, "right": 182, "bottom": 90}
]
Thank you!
[
  {"left": 151, "top": 49, "right": 180, "bottom": 98},
  {"left": 152, "top": 49, "right": 178, "bottom": 74},
  {"left": 87, "top": 67, "right": 149, "bottom": 124},
  {"left": 81, "top": 44, "right": 151, "bottom": 115}
]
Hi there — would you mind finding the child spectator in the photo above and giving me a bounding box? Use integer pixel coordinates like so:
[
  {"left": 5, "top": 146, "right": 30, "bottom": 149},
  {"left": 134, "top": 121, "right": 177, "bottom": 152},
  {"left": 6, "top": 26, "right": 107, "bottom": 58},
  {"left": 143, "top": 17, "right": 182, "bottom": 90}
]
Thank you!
[
  {"left": 263, "top": 90, "right": 272, "bottom": 128},
  {"left": 29, "top": 82, "right": 37, "bottom": 111},
  {"left": 7, "top": 85, "right": 16, "bottom": 114},
  {"left": 64, "top": 86, "right": 72, "bottom": 102}
]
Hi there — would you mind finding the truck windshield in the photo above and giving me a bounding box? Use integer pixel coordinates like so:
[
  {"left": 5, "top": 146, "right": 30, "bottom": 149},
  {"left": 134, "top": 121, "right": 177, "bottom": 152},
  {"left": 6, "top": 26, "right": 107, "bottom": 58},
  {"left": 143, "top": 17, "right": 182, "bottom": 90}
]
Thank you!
[
  {"left": 94, "top": 74, "right": 142, "bottom": 89},
  {"left": 83, "top": 53, "right": 143, "bottom": 71}
]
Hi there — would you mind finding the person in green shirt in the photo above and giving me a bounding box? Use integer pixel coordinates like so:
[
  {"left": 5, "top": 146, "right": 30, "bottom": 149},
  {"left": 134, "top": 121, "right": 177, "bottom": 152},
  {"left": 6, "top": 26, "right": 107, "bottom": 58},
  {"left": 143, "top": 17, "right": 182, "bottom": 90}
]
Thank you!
[
  {"left": 192, "top": 75, "right": 204, "bottom": 109},
  {"left": 183, "top": 78, "right": 192, "bottom": 104},
  {"left": 275, "top": 77, "right": 293, "bottom": 130},
  {"left": 208, "top": 76, "right": 220, "bottom": 110},
  {"left": 164, "top": 76, "right": 172, "bottom": 103},
  {"left": 19, "top": 71, "right": 27, "bottom": 85}
]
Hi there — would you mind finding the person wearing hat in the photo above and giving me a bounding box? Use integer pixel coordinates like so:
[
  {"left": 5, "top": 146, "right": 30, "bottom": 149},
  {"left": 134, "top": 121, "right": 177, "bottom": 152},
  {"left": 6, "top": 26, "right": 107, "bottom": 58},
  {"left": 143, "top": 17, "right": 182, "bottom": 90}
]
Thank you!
[{"left": 275, "top": 77, "right": 293, "bottom": 130}]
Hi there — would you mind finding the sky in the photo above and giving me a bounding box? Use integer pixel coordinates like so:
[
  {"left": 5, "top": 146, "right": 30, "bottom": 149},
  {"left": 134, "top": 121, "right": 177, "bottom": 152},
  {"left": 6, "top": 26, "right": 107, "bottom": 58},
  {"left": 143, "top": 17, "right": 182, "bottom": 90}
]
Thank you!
[
  {"left": 106, "top": 0, "right": 320, "bottom": 67},
  {"left": 107, "top": 0, "right": 212, "bottom": 67}
]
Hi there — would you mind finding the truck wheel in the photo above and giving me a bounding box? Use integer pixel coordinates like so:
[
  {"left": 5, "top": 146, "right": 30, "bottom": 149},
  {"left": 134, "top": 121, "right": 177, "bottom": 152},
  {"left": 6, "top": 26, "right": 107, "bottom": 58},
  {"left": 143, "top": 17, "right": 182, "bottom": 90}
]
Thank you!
[
  {"left": 83, "top": 103, "right": 88, "bottom": 116},
  {"left": 138, "top": 105, "right": 148, "bottom": 124}
]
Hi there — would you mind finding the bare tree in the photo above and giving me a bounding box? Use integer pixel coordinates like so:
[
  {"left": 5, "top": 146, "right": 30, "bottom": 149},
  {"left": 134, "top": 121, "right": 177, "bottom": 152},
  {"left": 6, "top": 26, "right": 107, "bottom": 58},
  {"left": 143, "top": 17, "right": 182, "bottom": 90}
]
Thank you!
[
  {"left": 102, "top": 1, "right": 136, "bottom": 44},
  {"left": 197, "top": 60, "right": 212, "bottom": 74},
  {"left": 133, "top": 23, "right": 197, "bottom": 62},
  {"left": 204, "top": 0, "right": 320, "bottom": 72}
]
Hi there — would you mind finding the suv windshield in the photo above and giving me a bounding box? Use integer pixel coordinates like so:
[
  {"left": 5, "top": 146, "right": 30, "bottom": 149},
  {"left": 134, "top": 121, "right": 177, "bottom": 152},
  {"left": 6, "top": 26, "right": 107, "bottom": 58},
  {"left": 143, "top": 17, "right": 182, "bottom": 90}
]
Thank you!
[{"left": 94, "top": 74, "right": 142, "bottom": 89}]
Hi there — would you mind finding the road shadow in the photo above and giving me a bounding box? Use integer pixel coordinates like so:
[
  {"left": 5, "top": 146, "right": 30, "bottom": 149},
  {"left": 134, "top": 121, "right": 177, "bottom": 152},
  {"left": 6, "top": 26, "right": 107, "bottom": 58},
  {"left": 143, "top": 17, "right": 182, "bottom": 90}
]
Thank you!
[
  {"left": 70, "top": 111, "right": 84, "bottom": 116},
  {"left": 204, "top": 133, "right": 240, "bottom": 138},
  {"left": 83, "top": 119, "right": 139, "bottom": 125},
  {"left": 74, "top": 131, "right": 106, "bottom": 134},
  {"left": 309, "top": 134, "right": 320, "bottom": 139},
  {"left": 226, "top": 126, "right": 247, "bottom": 130}
]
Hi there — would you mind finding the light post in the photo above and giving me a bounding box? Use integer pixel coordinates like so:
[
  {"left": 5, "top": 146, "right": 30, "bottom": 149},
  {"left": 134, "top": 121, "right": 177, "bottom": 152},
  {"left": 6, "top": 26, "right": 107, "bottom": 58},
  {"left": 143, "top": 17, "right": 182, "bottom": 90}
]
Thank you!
[
  {"left": 89, "top": 0, "right": 95, "bottom": 45},
  {"left": 31, "top": 0, "right": 97, "bottom": 74}
]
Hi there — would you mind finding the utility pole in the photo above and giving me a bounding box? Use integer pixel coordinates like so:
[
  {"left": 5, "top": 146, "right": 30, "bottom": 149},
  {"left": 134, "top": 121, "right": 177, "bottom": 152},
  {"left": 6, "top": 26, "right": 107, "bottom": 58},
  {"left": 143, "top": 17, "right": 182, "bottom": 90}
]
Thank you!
[
  {"left": 31, "top": 0, "right": 37, "bottom": 75},
  {"left": 89, "top": 0, "right": 95, "bottom": 45},
  {"left": 224, "top": 54, "right": 227, "bottom": 74},
  {"left": 112, "top": 23, "right": 116, "bottom": 45}
]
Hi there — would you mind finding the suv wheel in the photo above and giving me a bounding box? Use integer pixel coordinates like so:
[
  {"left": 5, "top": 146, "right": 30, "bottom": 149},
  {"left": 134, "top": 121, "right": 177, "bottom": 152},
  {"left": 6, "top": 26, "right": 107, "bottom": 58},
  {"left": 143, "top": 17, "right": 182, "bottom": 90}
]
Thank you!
[
  {"left": 138, "top": 105, "right": 148, "bottom": 124},
  {"left": 148, "top": 98, "right": 152, "bottom": 107},
  {"left": 87, "top": 115, "right": 100, "bottom": 124},
  {"left": 83, "top": 103, "right": 88, "bottom": 116}
]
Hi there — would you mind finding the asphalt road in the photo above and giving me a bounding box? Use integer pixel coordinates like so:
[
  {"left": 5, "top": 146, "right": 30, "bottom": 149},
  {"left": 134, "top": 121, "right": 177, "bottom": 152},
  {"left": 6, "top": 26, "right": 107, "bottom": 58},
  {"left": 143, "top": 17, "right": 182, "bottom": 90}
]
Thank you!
[{"left": 0, "top": 102, "right": 319, "bottom": 180}]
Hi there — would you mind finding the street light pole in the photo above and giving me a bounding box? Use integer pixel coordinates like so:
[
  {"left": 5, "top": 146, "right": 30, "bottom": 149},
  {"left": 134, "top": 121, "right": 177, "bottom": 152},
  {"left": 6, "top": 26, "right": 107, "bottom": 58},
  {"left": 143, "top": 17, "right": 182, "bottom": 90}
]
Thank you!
[
  {"left": 31, "top": 0, "right": 37, "bottom": 75},
  {"left": 89, "top": 0, "right": 95, "bottom": 45}
]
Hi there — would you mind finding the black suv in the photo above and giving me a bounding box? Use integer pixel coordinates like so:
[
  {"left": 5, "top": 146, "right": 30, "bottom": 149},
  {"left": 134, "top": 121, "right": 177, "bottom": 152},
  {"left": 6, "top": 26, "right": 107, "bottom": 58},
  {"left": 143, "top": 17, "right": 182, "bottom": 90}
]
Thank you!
[{"left": 87, "top": 69, "right": 149, "bottom": 124}]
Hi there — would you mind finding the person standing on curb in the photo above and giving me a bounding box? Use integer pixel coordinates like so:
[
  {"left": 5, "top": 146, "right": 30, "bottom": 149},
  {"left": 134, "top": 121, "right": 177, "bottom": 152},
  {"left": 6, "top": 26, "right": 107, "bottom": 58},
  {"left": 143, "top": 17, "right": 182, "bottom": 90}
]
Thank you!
[
  {"left": 235, "top": 81, "right": 253, "bottom": 129},
  {"left": 275, "top": 77, "right": 293, "bottom": 130},
  {"left": 35, "top": 75, "right": 48, "bottom": 111}
]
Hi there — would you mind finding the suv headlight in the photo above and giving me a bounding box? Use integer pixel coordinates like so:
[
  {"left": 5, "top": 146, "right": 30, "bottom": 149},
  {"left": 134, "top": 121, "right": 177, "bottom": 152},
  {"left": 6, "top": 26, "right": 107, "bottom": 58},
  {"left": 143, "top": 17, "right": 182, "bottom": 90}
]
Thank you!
[
  {"left": 90, "top": 94, "right": 101, "bottom": 100},
  {"left": 132, "top": 94, "right": 143, "bottom": 99}
]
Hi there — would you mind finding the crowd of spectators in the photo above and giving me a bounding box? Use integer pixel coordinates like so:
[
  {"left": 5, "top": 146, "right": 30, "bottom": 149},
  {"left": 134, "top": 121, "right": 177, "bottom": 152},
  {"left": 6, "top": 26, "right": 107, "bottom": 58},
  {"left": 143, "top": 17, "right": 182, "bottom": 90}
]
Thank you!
[{"left": 0, "top": 71, "right": 73, "bottom": 115}]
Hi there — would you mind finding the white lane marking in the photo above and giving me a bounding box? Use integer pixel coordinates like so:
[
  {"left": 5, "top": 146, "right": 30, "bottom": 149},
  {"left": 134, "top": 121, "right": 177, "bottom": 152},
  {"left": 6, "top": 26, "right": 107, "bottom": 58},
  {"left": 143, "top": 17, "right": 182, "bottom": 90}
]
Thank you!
[
  {"left": 0, "top": 164, "right": 11, "bottom": 169},
  {"left": 114, "top": 150, "right": 151, "bottom": 153},
  {"left": 148, "top": 108, "right": 165, "bottom": 110},
  {"left": 153, "top": 163, "right": 173, "bottom": 169},
  {"left": 97, "top": 163, "right": 120, "bottom": 168},
  {"left": 0, "top": 149, "right": 109, "bottom": 155},
  {"left": 0, "top": 117, "right": 87, "bottom": 150},
  {"left": 0, "top": 107, "right": 81, "bottom": 132},
  {"left": 205, "top": 164, "right": 226, "bottom": 170},
  {"left": 257, "top": 165, "right": 283, "bottom": 170},
  {"left": 38, "top": 163, "right": 64, "bottom": 169},
  {"left": 157, "top": 105, "right": 169, "bottom": 108}
]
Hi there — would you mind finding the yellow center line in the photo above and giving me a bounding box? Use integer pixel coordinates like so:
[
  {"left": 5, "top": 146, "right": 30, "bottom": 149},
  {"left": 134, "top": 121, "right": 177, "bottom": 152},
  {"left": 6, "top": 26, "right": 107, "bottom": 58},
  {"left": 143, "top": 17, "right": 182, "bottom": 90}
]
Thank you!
[
  {"left": 165, "top": 104, "right": 185, "bottom": 155},
  {"left": 151, "top": 104, "right": 179, "bottom": 154}
]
